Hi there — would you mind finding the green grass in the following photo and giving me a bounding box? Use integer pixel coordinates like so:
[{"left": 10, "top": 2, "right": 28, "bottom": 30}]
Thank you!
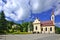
[
  {"left": 13, "top": 32, "right": 32, "bottom": 34},
  {"left": 6, "top": 32, "right": 32, "bottom": 34}
]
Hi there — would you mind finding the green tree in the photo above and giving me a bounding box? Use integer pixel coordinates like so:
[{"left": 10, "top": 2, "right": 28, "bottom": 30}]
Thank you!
[
  {"left": 28, "top": 22, "right": 33, "bottom": 31},
  {"left": 0, "top": 11, "right": 7, "bottom": 34},
  {"left": 12, "top": 24, "right": 20, "bottom": 32},
  {"left": 19, "top": 24, "right": 23, "bottom": 32},
  {"left": 21, "top": 22, "right": 29, "bottom": 32},
  {"left": 55, "top": 26, "right": 60, "bottom": 34},
  {"left": 6, "top": 21, "right": 15, "bottom": 33}
]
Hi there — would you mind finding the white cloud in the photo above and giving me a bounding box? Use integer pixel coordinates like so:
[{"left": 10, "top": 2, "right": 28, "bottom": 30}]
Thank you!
[
  {"left": 3, "top": 0, "right": 30, "bottom": 21},
  {"left": 55, "top": 23, "right": 60, "bottom": 27},
  {"left": 54, "top": 9, "right": 60, "bottom": 15},
  {"left": 30, "top": 0, "right": 44, "bottom": 13},
  {"left": 0, "top": 6, "right": 2, "bottom": 12},
  {"left": 55, "top": 23, "right": 60, "bottom": 25},
  {"left": 0, "top": 0, "right": 60, "bottom": 23},
  {"left": 54, "top": 0, "right": 60, "bottom": 15},
  {"left": 30, "top": 0, "right": 56, "bottom": 13},
  {"left": 30, "top": 0, "right": 60, "bottom": 15},
  {"left": 0, "top": 0, "right": 4, "bottom": 12}
]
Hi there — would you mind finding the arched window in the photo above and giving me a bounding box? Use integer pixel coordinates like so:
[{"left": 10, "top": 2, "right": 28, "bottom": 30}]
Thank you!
[
  {"left": 50, "top": 27, "right": 52, "bottom": 31},
  {"left": 52, "top": 17, "right": 53, "bottom": 19},
  {"left": 41, "top": 28, "right": 43, "bottom": 31},
  {"left": 45, "top": 28, "right": 47, "bottom": 31},
  {"left": 36, "top": 26, "right": 37, "bottom": 30}
]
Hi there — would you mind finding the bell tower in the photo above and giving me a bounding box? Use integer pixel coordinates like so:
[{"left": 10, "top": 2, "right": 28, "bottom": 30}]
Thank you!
[{"left": 51, "top": 10, "right": 55, "bottom": 24}]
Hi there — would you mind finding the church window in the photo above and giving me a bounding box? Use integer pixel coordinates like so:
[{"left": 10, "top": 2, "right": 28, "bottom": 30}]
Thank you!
[
  {"left": 36, "top": 26, "right": 37, "bottom": 30},
  {"left": 41, "top": 28, "right": 43, "bottom": 31},
  {"left": 50, "top": 27, "right": 52, "bottom": 31},
  {"left": 45, "top": 28, "right": 47, "bottom": 31}
]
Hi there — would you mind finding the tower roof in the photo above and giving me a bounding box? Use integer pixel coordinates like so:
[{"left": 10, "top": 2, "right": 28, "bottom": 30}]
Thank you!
[{"left": 52, "top": 10, "right": 54, "bottom": 15}]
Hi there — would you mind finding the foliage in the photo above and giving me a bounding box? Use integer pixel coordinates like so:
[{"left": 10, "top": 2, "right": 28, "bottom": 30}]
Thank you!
[
  {"left": 0, "top": 11, "right": 8, "bottom": 34},
  {"left": 28, "top": 22, "right": 33, "bottom": 31},
  {"left": 21, "top": 22, "right": 29, "bottom": 32},
  {"left": 0, "top": 11, "right": 33, "bottom": 34},
  {"left": 55, "top": 26, "right": 60, "bottom": 34}
]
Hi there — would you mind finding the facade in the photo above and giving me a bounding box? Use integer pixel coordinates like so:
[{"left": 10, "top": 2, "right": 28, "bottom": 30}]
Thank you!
[{"left": 32, "top": 11, "right": 55, "bottom": 34}]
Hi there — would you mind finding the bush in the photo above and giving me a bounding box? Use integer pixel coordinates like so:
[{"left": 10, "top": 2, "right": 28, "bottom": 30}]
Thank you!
[
  {"left": 0, "top": 30, "right": 6, "bottom": 35},
  {"left": 55, "top": 26, "right": 60, "bottom": 34}
]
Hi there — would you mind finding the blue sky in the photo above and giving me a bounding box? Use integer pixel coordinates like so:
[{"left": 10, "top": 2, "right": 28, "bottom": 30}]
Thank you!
[
  {"left": 25, "top": 9, "right": 60, "bottom": 27},
  {"left": 0, "top": 0, "right": 60, "bottom": 27}
]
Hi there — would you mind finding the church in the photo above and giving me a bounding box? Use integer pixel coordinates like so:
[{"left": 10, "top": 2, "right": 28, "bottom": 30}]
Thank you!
[{"left": 32, "top": 11, "right": 55, "bottom": 34}]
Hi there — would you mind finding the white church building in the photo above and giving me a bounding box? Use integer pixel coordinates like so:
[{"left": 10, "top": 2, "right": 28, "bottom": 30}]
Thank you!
[{"left": 32, "top": 11, "right": 55, "bottom": 34}]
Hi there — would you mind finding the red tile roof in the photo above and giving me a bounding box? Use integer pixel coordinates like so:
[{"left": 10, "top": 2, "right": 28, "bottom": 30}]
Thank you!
[{"left": 41, "top": 21, "right": 54, "bottom": 26}]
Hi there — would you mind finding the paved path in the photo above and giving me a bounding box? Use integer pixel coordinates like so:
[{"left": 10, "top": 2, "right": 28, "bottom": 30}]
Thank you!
[{"left": 0, "top": 34, "right": 60, "bottom": 40}]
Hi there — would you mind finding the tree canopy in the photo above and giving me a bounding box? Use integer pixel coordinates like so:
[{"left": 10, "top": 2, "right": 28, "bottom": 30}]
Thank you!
[{"left": 0, "top": 11, "right": 7, "bottom": 34}]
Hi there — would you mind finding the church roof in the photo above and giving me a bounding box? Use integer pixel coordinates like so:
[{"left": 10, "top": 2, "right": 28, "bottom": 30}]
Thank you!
[{"left": 41, "top": 21, "right": 54, "bottom": 26}]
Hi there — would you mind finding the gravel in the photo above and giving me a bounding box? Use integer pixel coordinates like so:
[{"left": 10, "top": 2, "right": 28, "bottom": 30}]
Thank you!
[{"left": 0, "top": 34, "right": 60, "bottom": 40}]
